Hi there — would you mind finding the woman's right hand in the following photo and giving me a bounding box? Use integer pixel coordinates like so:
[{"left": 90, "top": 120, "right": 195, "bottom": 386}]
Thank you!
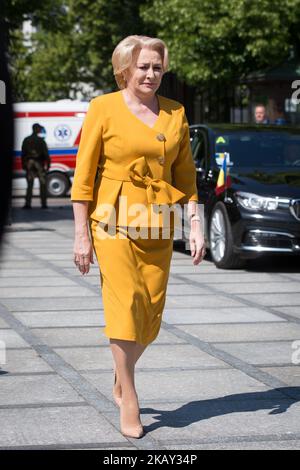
[
  {"left": 189, "top": 219, "right": 206, "bottom": 265},
  {"left": 73, "top": 232, "right": 94, "bottom": 275}
]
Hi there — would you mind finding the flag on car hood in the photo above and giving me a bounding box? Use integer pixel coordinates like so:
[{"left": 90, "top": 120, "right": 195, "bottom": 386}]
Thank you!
[{"left": 215, "top": 153, "right": 231, "bottom": 195}]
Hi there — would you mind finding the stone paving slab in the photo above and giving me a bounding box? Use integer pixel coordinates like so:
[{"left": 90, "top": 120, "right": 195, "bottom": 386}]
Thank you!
[
  {"left": 1, "top": 297, "right": 103, "bottom": 311},
  {"left": 238, "top": 293, "right": 300, "bottom": 307},
  {"left": 210, "top": 282, "right": 300, "bottom": 294},
  {"left": 0, "top": 329, "right": 31, "bottom": 348},
  {"left": 166, "top": 284, "right": 208, "bottom": 295},
  {"left": 6, "top": 237, "right": 63, "bottom": 244},
  {"left": 0, "top": 318, "right": 9, "bottom": 328},
  {"left": 176, "top": 323, "right": 300, "bottom": 342},
  {"left": 0, "top": 277, "right": 77, "bottom": 287},
  {"left": 7, "top": 243, "right": 72, "bottom": 249},
  {"left": 161, "top": 265, "right": 213, "bottom": 274},
  {"left": 0, "top": 261, "right": 48, "bottom": 269},
  {"left": 0, "top": 406, "right": 124, "bottom": 447},
  {"left": 171, "top": 259, "right": 207, "bottom": 265},
  {"left": 51, "top": 261, "right": 83, "bottom": 268},
  {"left": 215, "top": 342, "right": 297, "bottom": 366},
  {"left": 276, "top": 272, "right": 300, "bottom": 280},
  {"left": 165, "top": 295, "right": 248, "bottom": 308},
  {"left": 0, "top": 375, "right": 85, "bottom": 406},
  {"left": 59, "top": 268, "right": 103, "bottom": 276},
  {"left": 29, "top": 327, "right": 107, "bottom": 348},
  {"left": 181, "top": 273, "right": 289, "bottom": 283},
  {"left": 0, "top": 268, "right": 59, "bottom": 277},
  {"left": 168, "top": 275, "right": 190, "bottom": 284},
  {"left": 163, "top": 307, "right": 284, "bottom": 324},
  {"left": 0, "top": 254, "right": 29, "bottom": 261},
  {"left": 278, "top": 307, "right": 300, "bottom": 319},
  {"left": 14, "top": 311, "right": 105, "bottom": 328},
  {"left": 260, "top": 367, "right": 300, "bottom": 386},
  {"left": 136, "top": 344, "right": 228, "bottom": 369},
  {"left": 1, "top": 349, "right": 55, "bottom": 374},
  {"left": 75, "top": 275, "right": 101, "bottom": 286},
  {"left": 25, "top": 248, "right": 77, "bottom": 255},
  {"left": 0, "top": 286, "right": 96, "bottom": 298},
  {"left": 53, "top": 346, "right": 113, "bottom": 371},
  {"left": 35, "top": 253, "right": 76, "bottom": 260}
]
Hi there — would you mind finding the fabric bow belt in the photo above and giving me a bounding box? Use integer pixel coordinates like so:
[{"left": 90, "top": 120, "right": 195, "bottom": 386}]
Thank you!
[{"left": 98, "top": 156, "right": 185, "bottom": 205}]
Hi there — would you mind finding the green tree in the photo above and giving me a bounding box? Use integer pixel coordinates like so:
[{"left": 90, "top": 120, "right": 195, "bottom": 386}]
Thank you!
[
  {"left": 67, "top": 0, "right": 154, "bottom": 92},
  {"left": 2, "top": 0, "right": 66, "bottom": 39},
  {"left": 7, "top": 0, "right": 300, "bottom": 101},
  {"left": 4, "top": 0, "right": 71, "bottom": 100},
  {"left": 141, "top": 0, "right": 300, "bottom": 87},
  {"left": 20, "top": 30, "right": 79, "bottom": 101},
  {"left": 7, "top": 0, "right": 154, "bottom": 100}
]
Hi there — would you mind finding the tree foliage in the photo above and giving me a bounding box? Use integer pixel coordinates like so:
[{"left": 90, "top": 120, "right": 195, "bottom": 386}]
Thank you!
[
  {"left": 67, "top": 0, "right": 152, "bottom": 92},
  {"left": 5, "top": 0, "right": 300, "bottom": 100},
  {"left": 141, "top": 0, "right": 300, "bottom": 87},
  {"left": 2, "top": 0, "right": 66, "bottom": 34},
  {"left": 6, "top": 0, "right": 153, "bottom": 100}
]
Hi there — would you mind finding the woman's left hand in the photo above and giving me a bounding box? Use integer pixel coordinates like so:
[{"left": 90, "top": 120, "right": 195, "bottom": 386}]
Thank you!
[{"left": 189, "top": 220, "right": 206, "bottom": 265}]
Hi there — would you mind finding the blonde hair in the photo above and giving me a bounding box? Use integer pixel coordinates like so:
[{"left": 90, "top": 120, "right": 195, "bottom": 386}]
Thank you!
[{"left": 112, "top": 35, "right": 169, "bottom": 89}]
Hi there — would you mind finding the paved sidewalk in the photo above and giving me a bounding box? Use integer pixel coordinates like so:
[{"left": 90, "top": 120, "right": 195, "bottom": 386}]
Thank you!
[{"left": 0, "top": 199, "right": 300, "bottom": 450}]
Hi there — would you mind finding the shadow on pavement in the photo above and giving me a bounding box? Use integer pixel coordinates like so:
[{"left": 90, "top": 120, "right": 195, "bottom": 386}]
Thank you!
[
  {"left": 174, "top": 241, "right": 300, "bottom": 273},
  {"left": 8, "top": 204, "right": 74, "bottom": 226},
  {"left": 142, "top": 387, "right": 300, "bottom": 434}
]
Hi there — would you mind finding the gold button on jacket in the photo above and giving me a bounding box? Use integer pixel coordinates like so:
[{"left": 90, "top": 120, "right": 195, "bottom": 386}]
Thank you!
[
  {"left": 71, "top": 90, "right": 198, "bottom": 346},
  {"left": 156, "top": 133, "right": 166, "bottom": 142}
]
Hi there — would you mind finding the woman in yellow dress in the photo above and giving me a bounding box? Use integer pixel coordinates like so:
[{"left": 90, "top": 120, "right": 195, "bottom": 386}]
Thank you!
[{"left": 71, "top": 35, "right": 205, "bottom": 439}]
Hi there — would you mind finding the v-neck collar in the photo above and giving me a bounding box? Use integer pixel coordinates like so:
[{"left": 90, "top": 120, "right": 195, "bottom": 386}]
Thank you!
[{"left": 119, "top": 90, "right": 163, "bottom": 131}]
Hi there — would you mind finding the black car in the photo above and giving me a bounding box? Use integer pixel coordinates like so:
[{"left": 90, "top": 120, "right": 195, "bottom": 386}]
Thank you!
[{"left": 188, "top": 124, "right": 300, "bottom": 269}]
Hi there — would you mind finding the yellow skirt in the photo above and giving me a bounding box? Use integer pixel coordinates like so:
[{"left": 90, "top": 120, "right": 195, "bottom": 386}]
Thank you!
[{"left": 89, "top": 219, "right": 174, "bottom": 346}]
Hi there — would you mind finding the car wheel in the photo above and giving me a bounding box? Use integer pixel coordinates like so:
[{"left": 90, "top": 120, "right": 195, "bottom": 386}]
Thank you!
[
  {"left": 46, "top": 172, "right": 70, "bottom": 197},
  {"left": 209, "top": 202, "right": 245, "bottom": 269}
]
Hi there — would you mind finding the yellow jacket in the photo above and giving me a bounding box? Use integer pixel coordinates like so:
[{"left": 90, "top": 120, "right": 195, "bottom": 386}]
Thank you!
[{"left": 70, "top": 90, "right": 198, "bottom": 228}]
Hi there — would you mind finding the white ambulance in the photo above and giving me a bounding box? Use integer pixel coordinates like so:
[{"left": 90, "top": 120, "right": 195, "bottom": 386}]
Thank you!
[{"left": 13, "top": 99, "right": 89, "bottom": 197}]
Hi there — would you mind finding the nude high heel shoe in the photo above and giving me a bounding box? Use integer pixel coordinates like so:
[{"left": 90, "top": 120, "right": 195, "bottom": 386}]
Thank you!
[
  {"left": 121, "top": 427, "right": 144, "bottom": 439},
  {"left": 120, "top": 397, "right": 144, "bottom": 439}
]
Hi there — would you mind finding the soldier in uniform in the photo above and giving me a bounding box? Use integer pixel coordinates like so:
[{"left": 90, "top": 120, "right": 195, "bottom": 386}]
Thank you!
[{"left": 21, "top": 123, "right": 51, "bottom": 209}]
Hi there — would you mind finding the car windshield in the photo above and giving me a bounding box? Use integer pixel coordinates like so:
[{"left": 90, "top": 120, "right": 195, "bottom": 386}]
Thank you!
[{"left": 212, "top": 130, "right": 300, "bottom": 169}]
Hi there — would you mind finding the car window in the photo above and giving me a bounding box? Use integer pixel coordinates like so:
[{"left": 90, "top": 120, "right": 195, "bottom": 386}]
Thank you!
[
  {"left": 213, "top": 130, "right": 300, "bottom": 168},
  {"left": 190, "top": 129, "right": 207, "bottom": 169}
]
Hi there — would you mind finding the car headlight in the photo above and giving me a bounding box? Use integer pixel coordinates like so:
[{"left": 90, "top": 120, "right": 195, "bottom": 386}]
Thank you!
[{"left": 236, "top": 191, "right": 279, "bottom": 211}]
